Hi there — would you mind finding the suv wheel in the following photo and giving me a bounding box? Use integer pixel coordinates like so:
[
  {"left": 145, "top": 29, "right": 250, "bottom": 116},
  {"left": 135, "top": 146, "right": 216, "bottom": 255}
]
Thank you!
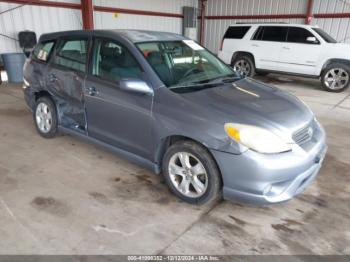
[
  {"left": 34, "top": 96, "right": 58, "bottom": 138},
  {"left": 162, "top": 140, "right": 222, "bottom": 205},
  {"left": 232, "top": 55, "right": 255, "bottom": 77},
  {"left": 321, "top": 63, "right": 350, "bottom": 92}
]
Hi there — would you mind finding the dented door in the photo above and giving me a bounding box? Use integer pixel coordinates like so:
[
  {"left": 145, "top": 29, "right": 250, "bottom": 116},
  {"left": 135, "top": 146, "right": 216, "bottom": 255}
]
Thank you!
[{"left": 46, "top": 38, "right": 89, "bottom": 131}]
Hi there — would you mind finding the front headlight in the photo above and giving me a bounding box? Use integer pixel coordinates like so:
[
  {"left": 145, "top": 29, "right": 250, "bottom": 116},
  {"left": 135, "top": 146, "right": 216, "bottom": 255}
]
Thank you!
[{"left": 224, "top": 123, "right": 291, "bottom": 154}]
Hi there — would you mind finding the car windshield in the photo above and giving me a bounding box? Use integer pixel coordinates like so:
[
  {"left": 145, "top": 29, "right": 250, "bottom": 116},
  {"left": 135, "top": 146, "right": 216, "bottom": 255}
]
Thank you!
[
  {"left": 136, "top": 40, "right": 239, "bottom": 91},
  {"left": 312, "top": 28, "right": 337, "bottom": 43}
]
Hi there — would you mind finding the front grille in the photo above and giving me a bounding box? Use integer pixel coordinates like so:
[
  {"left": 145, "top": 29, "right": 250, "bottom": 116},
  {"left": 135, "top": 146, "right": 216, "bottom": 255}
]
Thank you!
[{"left": 292, "top": 120, "right": 315, "bottom": 145}]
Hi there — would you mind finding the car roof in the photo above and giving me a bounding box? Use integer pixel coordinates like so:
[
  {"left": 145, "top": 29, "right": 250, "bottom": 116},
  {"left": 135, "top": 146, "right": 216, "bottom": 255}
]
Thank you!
[
  {"left": 39, "top": 29, "right": 188, "bottom": 43},
  {"left": 228, "top": 23, "right": 319, "bottom": 28}
]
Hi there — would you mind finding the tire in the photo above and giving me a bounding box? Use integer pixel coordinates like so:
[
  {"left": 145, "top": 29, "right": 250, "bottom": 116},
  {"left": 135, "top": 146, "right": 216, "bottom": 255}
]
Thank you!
[
  {"left": 33, "top": 96, "right": 58, "bottom": 138},
  {"left": 162, "top": 140, "right": 222, "bottom": 205},
  {"left": 232, "top": 55, "right": 256, "bottom": 77},
  {"left": 321, "top": 63, "right": 350, "bottom": 92}
]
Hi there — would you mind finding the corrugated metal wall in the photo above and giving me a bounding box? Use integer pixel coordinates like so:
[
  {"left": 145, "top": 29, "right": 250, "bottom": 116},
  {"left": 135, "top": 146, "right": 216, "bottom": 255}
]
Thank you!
[
  {"left": 312, "top": 0, "right": 350, "bottom": 43},
  {"left": 1, "top": 0, "right": 350, "bottom": 54},
  {"left": 204, "top": 0, "right": 306, "bottom": 53},
  {"left": 94, "top": 0, "right": 197, "bottom": 33},
  {"left": 204, "top": 0, "right": 350, "bottom": 53},
  {"left": 0, "top": 0, "right": 82, "bottom": 53},
  {"left": 0, "top": 0, "right": 197, "bottom": 53}
]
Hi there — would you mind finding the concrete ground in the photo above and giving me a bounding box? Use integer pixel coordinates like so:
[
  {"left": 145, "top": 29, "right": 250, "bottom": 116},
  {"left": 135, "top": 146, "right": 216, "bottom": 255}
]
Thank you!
[{"left": 0, "top": 74, "right": 349, "bottom": 255}]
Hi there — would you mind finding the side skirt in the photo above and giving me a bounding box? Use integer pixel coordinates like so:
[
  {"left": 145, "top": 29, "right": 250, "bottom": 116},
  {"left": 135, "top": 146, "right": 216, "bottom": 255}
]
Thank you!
[
  {"left": 256, "top": 69, "right": 320, "bottom": 79},
  {"left": 58, "top": 126, "right": 161, "bottom": 174}
]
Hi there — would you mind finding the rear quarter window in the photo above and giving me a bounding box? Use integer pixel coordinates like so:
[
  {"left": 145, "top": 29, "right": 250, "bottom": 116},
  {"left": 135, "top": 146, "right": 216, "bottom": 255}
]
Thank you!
[
  {"left": 223, "top": 26, "right": 251, "bottom": 39},
  {"left": 33, "top": 41, "right": 55, "bottom": 62}
]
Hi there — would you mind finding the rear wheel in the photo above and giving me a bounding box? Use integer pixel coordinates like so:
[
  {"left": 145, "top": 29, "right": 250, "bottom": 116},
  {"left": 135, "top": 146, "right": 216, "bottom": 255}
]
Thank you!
[
  {"left": 162, "top": 140, "right": 222, "bottom": 205},
  {"left": 232, "top": 55, "right": 255, "bottom": 77},
  {"left": 34, "top": 96, "right": 58, "bottom": 138},
  {"left": 321, "top": 63, "right": 350, "bottom": 92}
]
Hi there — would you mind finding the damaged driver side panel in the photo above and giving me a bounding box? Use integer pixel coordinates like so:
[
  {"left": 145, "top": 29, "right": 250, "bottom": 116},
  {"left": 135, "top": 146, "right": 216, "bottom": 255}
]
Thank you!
[{"left": 45, "top": 38, "right": 88, "bottom": 133}]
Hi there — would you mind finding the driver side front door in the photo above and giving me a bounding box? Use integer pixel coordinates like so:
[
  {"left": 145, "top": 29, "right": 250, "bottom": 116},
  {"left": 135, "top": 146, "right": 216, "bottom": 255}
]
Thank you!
[
  {"left": 278, "top": 27, "right": 322, "bottom": 75},
  {"left": 84, "top": 38, "right": 154, "bottom": 159}
]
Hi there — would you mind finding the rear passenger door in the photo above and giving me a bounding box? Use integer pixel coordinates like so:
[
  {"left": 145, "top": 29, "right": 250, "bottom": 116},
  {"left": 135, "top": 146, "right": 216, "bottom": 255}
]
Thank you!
[
  {"left": 251, "top": 26, "right": 287, "bottom": 70},
  {"left": 46, "top": 37, "right": 89, "bottom": 132},
  {"left": 84, "top": 37, "right": 153, "bottom": 159},
  {"left": 278, "top": 27, "right": 322, "bottom": 75}
]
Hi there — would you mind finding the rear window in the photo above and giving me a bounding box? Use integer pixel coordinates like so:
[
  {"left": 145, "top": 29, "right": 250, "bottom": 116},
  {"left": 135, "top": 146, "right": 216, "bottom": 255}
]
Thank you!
[
  {"left": 223, "top": 26, "right": 251, "bottom": 39},
  {"left": 33, "top": 41, "right": 55, "bottom": 62},
  {"left": 253, "top": 26, "right": 288, "bottom": 42}
]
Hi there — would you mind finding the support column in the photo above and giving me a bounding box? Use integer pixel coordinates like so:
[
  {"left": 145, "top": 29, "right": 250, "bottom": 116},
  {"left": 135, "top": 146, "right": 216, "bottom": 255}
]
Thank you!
[
  {"left": 305, "top": 0, "right": 314, "bottom": 25},
  {"left": 81, "top": 0, "right": 94, "bottom": 30},
  {"left": 199, "top": 0, "right": 206, "bottom": 45}
]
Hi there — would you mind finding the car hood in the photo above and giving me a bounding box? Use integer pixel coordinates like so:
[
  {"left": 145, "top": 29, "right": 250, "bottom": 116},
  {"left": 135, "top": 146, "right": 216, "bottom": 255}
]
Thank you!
[
  {"left": 328, "top": 43, "right": 350, "bottom": 56},
  {"left": 178, "top": 78, "right": 314, "bottom": 137}
]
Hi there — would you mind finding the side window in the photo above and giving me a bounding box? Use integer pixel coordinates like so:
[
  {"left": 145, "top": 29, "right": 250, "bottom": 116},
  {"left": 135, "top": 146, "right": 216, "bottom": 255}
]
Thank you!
[
  {"left": 287, "top": 27, "right": 319, "bottom": 44},
  {"left": 260, "top": 26, "right": 288, "bottom": 42},
  {"left": 33, "top": 41, "right": 55, "bottom": 62},
  {"left": 54, "top": 39, "right": 87, "bottom": 72},
  {"left": 92, "top": 39, "right": 143, "bottom": 82},
  {"left": 224, "top": 26, "right": 251, "bottom": 39}
]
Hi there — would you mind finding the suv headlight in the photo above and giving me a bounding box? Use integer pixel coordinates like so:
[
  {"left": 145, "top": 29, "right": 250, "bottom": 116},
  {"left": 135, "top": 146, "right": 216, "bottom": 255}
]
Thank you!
[{"left": 224, "top": 123, "right": 291, "bottom": 154}]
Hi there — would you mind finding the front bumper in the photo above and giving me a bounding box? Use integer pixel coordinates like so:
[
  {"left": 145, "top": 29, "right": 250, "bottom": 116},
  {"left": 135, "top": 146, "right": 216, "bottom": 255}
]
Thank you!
[{"left": 211, "top": 126, "right": 327, "bottom": 205}]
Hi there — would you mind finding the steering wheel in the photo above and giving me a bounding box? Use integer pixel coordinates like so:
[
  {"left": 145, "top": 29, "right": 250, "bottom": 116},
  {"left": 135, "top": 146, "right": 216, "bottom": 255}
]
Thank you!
[{"left": 184, "top": 67, "right": 204, "bottom": 78}]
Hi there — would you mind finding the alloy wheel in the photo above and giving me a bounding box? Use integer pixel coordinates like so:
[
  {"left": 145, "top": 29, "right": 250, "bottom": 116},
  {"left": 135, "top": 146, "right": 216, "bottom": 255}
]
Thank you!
[
  {"left": 233, "top": 59, "right": 251, "bottom": 77},
  {"left": 168, "top": 152, "right": 208, "bottom": 198},
  {"left": 35, "top": 102, "right": 53, "bottom": 133},
  {"left": 324, "top": 68, "right": 349, "bottom": 91}
]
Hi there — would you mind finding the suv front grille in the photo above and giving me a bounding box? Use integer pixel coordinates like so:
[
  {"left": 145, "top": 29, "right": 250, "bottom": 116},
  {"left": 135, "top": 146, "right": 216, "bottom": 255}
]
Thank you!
[{"left": 292, "top": 120, "right": 316, "bottom": 146}]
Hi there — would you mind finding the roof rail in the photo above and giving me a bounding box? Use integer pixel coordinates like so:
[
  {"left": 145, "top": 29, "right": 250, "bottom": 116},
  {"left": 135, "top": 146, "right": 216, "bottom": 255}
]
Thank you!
[{"left": 234, "top": 22, "right": 289, "bottom": 24}]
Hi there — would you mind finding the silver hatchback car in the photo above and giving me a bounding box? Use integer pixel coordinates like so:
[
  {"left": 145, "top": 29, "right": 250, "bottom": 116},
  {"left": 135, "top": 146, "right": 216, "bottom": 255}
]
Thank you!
[{"left": 23, "top": 30, "right": 327, "bottom": 205}]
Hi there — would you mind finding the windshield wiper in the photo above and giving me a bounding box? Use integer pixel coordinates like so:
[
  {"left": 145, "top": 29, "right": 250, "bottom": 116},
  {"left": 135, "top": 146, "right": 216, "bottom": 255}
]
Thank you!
[
  {"left": 169, "top": 81, "right": 222, "bottom": 90},
  {"left": 169, "top": 74, "right": 241, "bottom": 90},
  {"left": 200, "top": 74, "right": 241, "bottom": 84}
]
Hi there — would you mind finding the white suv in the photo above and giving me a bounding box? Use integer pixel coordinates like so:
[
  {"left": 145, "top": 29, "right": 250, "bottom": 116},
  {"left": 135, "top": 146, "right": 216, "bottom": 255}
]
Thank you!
[{"left": 218, "top": 23, "right": 350, "bottom": 92}]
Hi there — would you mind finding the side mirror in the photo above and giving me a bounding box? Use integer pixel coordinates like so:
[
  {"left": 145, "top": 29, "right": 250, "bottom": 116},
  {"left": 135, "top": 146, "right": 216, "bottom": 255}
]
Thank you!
[
  {"left": 119, "top": 79, "right": 154, "bottom": 95},
  {"left": 306, "top": 36, "right": 318, "bottom": 44}
]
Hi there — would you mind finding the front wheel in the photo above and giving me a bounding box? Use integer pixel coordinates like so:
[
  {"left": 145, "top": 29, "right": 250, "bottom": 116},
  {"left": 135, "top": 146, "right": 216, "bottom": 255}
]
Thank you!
[
  {"left": 321, "top": 63, "right": 350, "bottom": 92},
  {"left": 162, "top": 140, "right": 222, "bottom": 205}
]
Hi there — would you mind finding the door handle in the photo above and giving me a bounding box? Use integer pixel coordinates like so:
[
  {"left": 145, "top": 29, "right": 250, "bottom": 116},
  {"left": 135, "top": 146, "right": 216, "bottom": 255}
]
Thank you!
[
  {"left": 282, "top": 46, "right": 291, "bottom": 50},
  {"left": 48, "top": 74, "right": 57, "bottom": 82},
  {"left": 252, "top": 44, "right": 259, "bottom": 47},
  {"left": 86, "top": 86, "right": 99, "bottom": 96}
]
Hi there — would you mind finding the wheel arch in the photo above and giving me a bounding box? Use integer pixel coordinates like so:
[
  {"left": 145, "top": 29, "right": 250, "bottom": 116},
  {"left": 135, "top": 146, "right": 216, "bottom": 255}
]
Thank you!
[
  {"left": 33, "top": 90, "right": 62, "bottom": 124},
  {"left": 34, "top": 90, "right": 53, "bottom": 101},
  {"left": 155, "top": 135, "right": 222, "bottom": 178},
  {"left": 231, "top": 51, "right": 256, "bottom": 66},
  {"left": 321, "top": 59, "right": 350, "bottom": 75}
]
